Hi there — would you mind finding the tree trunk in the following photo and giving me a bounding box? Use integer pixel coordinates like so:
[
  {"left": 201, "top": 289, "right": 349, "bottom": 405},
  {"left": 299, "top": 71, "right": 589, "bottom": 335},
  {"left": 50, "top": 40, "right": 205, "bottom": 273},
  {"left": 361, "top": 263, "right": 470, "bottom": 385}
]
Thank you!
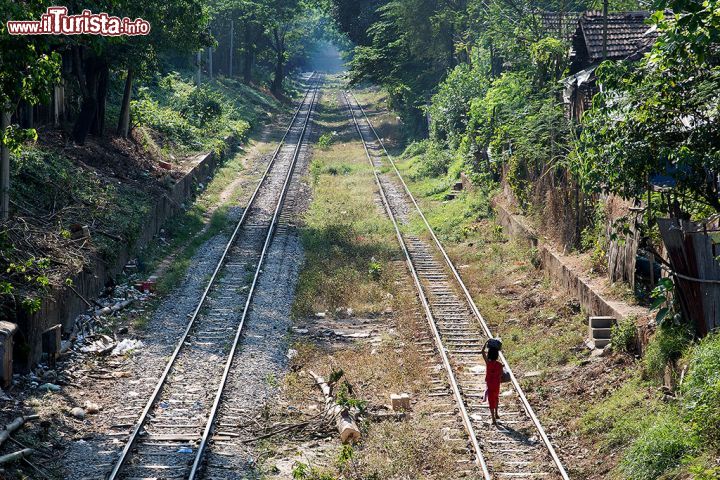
[
  {"left": 208, "top": 38, "right": 214, "bottom": 81},
  {"left": 0, "top": 415, "right": 39, "bottom": 447},
  {"left": 92, "top": 61, "right": 109, "bottom": 136},
  {"left": 0, "top": 449, "right": 33, "bottom": 465},
  {"left": 271, "top": 50, "right": 284, "bottom": 95},
  {"left": 229, "top": 20, "right": 234, "bottom": 77},
  {"left": 117, "top": 66, "right": 134, "bottom": 138},
  {"left": 243, "top": 27, "right": 254, "bottom": 83},
  {"left": 308, "top": 371, "right": 361, "bottom": 444},
  {"left": 72, "top": 58, "right": 99, "bottom": 145},
  {"left": 19, "top": 100, "right": 33, "bottom": 130},
  {"left": 196, "top": 50, "right": 202, "bottom": 87},
  {"left": 0, "top": 106, "right": 10, "bottom": 221}
]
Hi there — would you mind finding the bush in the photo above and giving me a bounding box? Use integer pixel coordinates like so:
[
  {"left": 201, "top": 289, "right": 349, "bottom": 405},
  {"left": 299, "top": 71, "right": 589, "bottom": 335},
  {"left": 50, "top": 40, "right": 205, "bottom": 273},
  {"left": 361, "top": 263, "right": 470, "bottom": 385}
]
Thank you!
[
  {"left": 612, "top": 317, "right": 638, "bottom": 353},
  {"left": 317, "top": 132, "right": 334, "bottom": 150},
  {"left": 181, "top": 86, "right": 224, "bottom": 126},
  {"left": 620, "top": 411, "right": 698, "bottom": 480},
  {"left": 132, "top": 95, "right": 200, "bottom": 148},
  {"left": 402, "top": 140, "right": 429, "bottom": 159},
  {"left": 643, "top": 323, "right": 693, "bottom": 380},
  {"left": 682, "top": 333, "right": 720, "bottom": 446},
  {"left": 414, "top": 141, "right": 452, "bottom": 179}
]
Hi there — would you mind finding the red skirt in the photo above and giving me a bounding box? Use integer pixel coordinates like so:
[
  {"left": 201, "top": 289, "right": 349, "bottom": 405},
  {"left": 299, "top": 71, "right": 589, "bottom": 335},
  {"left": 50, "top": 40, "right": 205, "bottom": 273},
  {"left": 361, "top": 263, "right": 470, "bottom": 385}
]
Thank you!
[{"left": 486, "top": 383, "right": 500, "bottom": 409}]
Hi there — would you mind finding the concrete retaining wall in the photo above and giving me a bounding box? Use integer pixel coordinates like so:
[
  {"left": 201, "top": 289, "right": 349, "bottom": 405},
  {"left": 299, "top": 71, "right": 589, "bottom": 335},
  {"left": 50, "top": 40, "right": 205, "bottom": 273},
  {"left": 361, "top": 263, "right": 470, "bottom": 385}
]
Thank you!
[
  {"left": 18, "top": 138, "right": 235, "bottom": 367},
  {"left": 493, "top": 200, "right": 650, "bottom": 322}
]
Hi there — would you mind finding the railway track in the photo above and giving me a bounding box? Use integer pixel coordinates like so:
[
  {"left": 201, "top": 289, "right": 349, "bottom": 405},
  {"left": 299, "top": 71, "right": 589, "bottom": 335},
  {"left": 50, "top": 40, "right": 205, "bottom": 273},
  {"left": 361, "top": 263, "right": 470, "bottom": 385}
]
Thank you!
[
  {"left": 343, "top": 90, "right": 570, "bottom": 480},
  {"left": 104, "top": 73, "right": 321, "bottom": 480}
]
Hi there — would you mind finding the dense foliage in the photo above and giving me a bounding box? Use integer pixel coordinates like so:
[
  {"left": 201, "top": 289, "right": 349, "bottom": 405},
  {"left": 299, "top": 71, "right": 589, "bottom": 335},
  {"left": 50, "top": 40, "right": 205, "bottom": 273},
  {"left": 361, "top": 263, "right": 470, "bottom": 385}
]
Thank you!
[{"left": 576, "top": 3, "right": 720, "bottom": 218}]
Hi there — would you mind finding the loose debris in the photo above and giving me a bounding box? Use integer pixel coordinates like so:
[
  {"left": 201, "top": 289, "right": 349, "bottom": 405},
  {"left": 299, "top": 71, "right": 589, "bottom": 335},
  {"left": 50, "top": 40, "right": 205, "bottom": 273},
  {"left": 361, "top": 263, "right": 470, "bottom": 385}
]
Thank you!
[
  {"left": 64, "top": 270, "right": 153, "bottom": 357},
  {"left": 308, "top": 370, "right": 361, "bottom": 444},
  {"left": 0, "top": 415, "right": 39, "bottom": 448}
]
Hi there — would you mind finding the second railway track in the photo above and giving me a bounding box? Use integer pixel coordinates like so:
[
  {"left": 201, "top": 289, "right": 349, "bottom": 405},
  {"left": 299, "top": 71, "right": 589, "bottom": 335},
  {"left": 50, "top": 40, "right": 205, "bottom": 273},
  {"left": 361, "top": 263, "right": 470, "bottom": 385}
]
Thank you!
[
  {"left": 343, "top": 90, "right": 570, "bottom": 480},
  {"left": 104, "top": 73, "right": 322, "bottom": 480}
]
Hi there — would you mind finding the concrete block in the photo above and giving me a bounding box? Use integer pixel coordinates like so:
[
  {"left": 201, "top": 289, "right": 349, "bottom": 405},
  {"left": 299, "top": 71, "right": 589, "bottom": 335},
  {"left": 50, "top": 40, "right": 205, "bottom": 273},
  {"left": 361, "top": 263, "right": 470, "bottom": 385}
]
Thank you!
[
  {"left": 593, "top": 338, "right": 610, "bottom": 349},
  {"left": 390, "top": 393, "right": 411, "bottom": 411},
  {"left": 589, "top": 316, "right": 616, "bottom": 329},
  {"left": 592, "top": 327, "right": 612, "bottom": 339},
  {"left": 0, "top": 321, "right": 17, "bottom": 387}
]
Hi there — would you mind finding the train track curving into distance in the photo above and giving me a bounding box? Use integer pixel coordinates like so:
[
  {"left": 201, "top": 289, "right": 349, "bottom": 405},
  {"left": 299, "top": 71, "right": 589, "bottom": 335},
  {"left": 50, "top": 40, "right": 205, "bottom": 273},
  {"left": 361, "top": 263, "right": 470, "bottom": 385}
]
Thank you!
[
  {"left": 342, "top": 89, "right": 570, "bottom": 480},
  {"left": 104, "top": 72, "right": 321, "bottom": 480}
]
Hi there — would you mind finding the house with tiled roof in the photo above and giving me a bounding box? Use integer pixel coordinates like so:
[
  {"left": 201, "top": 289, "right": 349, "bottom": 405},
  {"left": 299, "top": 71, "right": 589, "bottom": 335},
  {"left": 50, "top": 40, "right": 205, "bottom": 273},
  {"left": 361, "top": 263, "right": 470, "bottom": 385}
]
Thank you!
[
  {"left": 569, "top": 11, "right": 656, "bottom": 73},
  {"left": 539, "top": 11, "right": 583, "bottom": 42},
  {"left": 563, "top": 11, "right": 658, "bottom": 121}
]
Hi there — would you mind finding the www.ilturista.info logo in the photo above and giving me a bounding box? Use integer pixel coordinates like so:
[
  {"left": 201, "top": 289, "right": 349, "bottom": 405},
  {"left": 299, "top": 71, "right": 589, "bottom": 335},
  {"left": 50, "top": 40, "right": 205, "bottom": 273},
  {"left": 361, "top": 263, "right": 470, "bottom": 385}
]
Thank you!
[{"left": 7, "top": 7, "right": 151, "bottom": 36}]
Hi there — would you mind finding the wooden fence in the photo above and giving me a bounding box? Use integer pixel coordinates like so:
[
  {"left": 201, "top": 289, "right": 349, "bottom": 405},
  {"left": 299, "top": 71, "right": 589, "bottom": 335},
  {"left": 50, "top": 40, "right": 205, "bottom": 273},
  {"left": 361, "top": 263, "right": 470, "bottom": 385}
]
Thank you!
[{"left": 657, "top": 218, "right": 720, "bottom": 336}]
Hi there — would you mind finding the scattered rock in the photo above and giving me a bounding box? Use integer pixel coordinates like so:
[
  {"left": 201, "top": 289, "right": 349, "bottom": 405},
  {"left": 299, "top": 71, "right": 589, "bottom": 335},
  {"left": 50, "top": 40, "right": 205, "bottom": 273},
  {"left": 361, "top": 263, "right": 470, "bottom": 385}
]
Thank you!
[
  {"left": 70, "top": 407, "right": 86, "bottom": 419},
  {"left": 83, "top": 402, "right": 100, "bottom": 414},
  {"left": 38, "top": 383, "right": 61, "bottom": 392},
  {"left": 286, "top": 349, "right": 298, "bottom": 360},
  {"left": 524, "top": 370, "right": 543, "bottom": 378}
]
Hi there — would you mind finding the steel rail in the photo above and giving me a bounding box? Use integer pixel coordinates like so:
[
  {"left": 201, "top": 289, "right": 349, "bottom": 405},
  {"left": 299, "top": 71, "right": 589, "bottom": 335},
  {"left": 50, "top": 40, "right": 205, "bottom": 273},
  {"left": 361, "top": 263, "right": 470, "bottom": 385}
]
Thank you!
[
  {"left": 106, "top": 72, "right": 319, "bottom": 480},
  {"left": 188, "top": 75, "right": 321, "bottom": 479},
  {"left": 342, "top": 91, "right": 492, "bottom": 480},
  {"left": 348, "top": 90, "right": 571, "bottom": 480}
]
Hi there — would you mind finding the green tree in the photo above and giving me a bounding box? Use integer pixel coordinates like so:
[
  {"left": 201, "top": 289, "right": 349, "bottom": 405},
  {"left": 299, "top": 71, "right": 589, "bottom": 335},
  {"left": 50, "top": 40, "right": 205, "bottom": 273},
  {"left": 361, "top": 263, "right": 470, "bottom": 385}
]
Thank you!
[
  {"left": 576, "top": 3, "right": 720, "bottom": 217},
  {"left": 0, "top": 0, "right": 61, "bottom": 219}
]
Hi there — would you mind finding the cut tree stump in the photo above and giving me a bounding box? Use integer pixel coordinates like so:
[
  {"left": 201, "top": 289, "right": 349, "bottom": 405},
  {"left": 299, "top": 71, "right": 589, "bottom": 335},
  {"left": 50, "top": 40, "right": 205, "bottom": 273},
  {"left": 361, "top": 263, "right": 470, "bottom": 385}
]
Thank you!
[{"left": 309, "top": 370, "right": 361, "bottom": 444}]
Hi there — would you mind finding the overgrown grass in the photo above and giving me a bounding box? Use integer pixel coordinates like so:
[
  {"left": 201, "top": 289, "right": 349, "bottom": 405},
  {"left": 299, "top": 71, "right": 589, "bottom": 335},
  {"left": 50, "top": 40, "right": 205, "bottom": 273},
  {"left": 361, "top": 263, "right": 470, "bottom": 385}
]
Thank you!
[
  {"left": 281, "top": 87, "right": 466, "bottom": 479},
  {"left": 681, "top": 332, "right": 720, "bottom": 447},
  {"left": 293, "top": 95, "right": 398, "bottom": 318},
  {"left": 620, "top": 409, "right": 698, "bottom": 480},
  {"left": 577, "top": 331, "right": 720, "bottom": 479},
  {"left": 132, "top": 72, "right": 280, "bottom": 158},
  {"left": 11, "top": 147, "right": 151, "bottom": 263},
  {"left": 579, "top": 377, "right": 664, "bottom": 453},
  {"left": 643, "top": 323, "right": 694, "bottom": 380}
]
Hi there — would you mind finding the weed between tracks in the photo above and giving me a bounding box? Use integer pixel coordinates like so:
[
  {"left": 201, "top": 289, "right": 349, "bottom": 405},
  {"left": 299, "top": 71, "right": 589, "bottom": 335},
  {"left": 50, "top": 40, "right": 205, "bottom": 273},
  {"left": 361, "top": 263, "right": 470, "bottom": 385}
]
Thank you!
[{"left": 262, "top": 84, "right": 466, "bottom": 479}]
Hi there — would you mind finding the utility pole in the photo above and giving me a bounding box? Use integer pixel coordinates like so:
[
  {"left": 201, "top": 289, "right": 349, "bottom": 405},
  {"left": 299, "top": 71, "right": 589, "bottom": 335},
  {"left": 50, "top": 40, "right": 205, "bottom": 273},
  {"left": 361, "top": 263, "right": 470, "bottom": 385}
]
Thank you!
[
  {"left": 602, "top": 0, "right": 609, "bottom": 60},
  {"left": 196, "top": 50, "right": 202, "bottom": 87},
  {"left": 1, "top": 106, "right": 10, "bottom": 221},
  {"left": 208, "top": 29, "right": 213, "bottom": 81},
  {"left": 229, "top": 20, "right": 234, "bottom": 78}
]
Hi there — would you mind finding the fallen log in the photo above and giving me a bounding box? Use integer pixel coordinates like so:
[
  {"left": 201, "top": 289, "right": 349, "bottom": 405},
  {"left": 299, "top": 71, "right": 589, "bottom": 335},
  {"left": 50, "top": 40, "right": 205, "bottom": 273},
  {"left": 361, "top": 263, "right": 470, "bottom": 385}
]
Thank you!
[
  {"left": 0, "top": 415, "right": 39, "bottom": 448},
  {"left": 0, "top": 448, "right": 33, "bottom": 465},
  {"left": 308, "top": 370, "right": 361, "bottom": 444}
]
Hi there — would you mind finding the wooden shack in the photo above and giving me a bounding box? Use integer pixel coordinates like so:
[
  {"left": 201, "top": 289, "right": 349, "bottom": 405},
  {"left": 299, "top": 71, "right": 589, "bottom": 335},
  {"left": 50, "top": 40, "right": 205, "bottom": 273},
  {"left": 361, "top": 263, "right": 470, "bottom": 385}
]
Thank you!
[{"left": 563, "top": 11, "right": 657, "bottom": 121}]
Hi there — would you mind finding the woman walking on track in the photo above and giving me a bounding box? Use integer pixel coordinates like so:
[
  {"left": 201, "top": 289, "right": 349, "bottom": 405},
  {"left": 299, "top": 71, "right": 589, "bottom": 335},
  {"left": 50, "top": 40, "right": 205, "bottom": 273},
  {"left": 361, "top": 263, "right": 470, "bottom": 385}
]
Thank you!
[{"left": 482, "top": 338, "right": 503, "bottom": 426}]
